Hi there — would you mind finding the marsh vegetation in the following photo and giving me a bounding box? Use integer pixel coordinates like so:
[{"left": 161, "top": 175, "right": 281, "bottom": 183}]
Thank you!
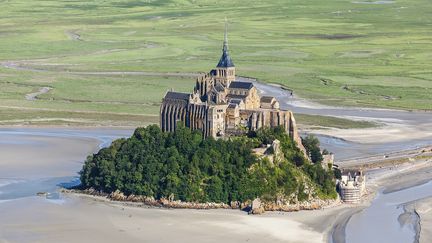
[{"left": 1, "top": 0, "right": 431, "bottom": 126}]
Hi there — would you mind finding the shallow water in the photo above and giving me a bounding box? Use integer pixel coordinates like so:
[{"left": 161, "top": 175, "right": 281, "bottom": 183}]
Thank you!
[
  {"left": 345, "top": 181, "right": 432, "bottom": 243},
  {"left": 0, "top": 177, "right": 78, "bottom": 201},
  {"left": 252, "top": 80, "right": 432, "bottom": 127},
  {"left": 311, "top": 134, "right": 432, "bottom": 160},
  {"left": 0, "top": 128, "right": 132, "bottom": 203},
  {"left": 0, "top": 128, "right": 131, "bottom": 149},
  {"left": 252, "top": 80, "right": 432, "bottom": 160}
]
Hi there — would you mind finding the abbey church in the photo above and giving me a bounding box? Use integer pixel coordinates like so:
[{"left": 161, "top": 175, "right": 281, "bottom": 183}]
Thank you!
[{"left": 160, "top": 24, "right": 305, "bottom": 152}]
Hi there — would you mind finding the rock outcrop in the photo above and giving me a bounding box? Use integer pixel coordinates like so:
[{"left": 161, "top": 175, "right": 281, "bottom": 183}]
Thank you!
[
  {"left": 249, "top": 198, "right": 265, "bottom": 214},
  {"left": 63, "top": 188, "right": 339, "bottom": 213}
]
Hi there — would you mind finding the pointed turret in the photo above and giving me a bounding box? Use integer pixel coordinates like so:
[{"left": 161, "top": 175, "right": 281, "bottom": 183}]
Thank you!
[
  {"left": 215, "top": 18, "right": 236, "bottom": 87},
  {"left": 217, "top": 19, "right": 235, "bottom": 68}
]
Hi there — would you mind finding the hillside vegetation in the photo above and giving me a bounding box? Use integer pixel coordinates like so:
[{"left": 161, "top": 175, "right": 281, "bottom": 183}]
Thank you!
[
  {"left": 0, "top": 0, "right": 431, "bottom": 126},
  {"left": 80, "top": 125, "right": 337, "bottom": 204}
]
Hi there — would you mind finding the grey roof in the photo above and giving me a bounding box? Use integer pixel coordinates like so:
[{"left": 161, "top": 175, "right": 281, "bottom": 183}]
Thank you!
[
  {"left": 229, "top": 81, "right": 254, "bottom": 90},
  {"left": 230, "top": 98, "right": 243, "bottom": 105},
  {"left": 215, "top": 83, "right": 225, "bottom": 92},
  {"left": 217, "top": 22, "right": 235, "bottom": 68},
  {"left": 261, "top": 96, "right": 275, "bottom": 103},
  {"left": 227, "top": 94, "right": 247, "bottom": 100},
  {"left": 227, "top": 103, "right": 238, "bottom": 109},
  {"left": 164, "top": 91, "right": 190, "bottom": 101},
  {"left": 217, "top": 50, "right": 235, "bottom": 68}
]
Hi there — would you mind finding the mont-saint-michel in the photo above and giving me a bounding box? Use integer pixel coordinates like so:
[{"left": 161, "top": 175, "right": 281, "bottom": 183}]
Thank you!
[
  {"left": 77, "top": 26, "right": 339, "bottom": 212},
  {"left": 1, "top": 1, "right": 432, "bottom": 243},
  {"left": 160, "top": 26, "right": 305, "bottom": 153}
]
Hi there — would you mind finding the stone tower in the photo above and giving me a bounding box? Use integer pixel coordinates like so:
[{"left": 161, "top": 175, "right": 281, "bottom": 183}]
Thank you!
[{"left": 214, "top": 20, "right": 235, "bottom": 87}]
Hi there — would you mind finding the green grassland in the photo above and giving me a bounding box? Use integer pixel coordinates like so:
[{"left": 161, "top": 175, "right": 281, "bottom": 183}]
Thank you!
[{"left": 0, "top": 0, "right": 431, "bottom": 126}]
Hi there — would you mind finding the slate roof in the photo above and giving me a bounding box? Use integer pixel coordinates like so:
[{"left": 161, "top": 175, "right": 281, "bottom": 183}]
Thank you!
[
  {"left": 217, "top": 25, "right": 235, "bottom": 68},
  {"left": 229, "top": 98, "right": 243, "bottom": 105},
  {"left": 227, "top": 103, "right": 238, "bottom": 109},
  {"left": 229, "top": 81, "right": 254, "bottom": 90},
  {"left": 261, "top": 96, "right": 275, "bottom": 103},
  {"left": 164, "top": 91, "right": 190, "bottom": 101},
  {"left": 215, "top": 83, "right": 225, "bottom": 92},
  {"left": 217, "top": 50, "right": 235, "bottom": 68},
  {"left": 227, "top": 94, "right": 247, "bottom": 100}
]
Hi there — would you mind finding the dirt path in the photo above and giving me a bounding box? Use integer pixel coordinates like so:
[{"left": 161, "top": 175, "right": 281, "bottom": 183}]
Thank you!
[
  {"left": 65, "top": 30, "right": 83, "bottom": 41},
  {"left": 25, "top": 87, "right": 51, "bottom": 101}
]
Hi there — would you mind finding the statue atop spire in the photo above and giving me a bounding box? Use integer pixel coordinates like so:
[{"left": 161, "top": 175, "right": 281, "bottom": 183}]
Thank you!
[
  {"left": 223, "top": 17, "right": 228, "bottom": 53},
  {"left": 217, "top": 18, "right": 234, "bottom": 68}
]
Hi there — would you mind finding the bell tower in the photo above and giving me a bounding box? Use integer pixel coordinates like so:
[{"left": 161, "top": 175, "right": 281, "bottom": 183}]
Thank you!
[{"left": 215, "top": 19, "right": 235, "bottom": 87}]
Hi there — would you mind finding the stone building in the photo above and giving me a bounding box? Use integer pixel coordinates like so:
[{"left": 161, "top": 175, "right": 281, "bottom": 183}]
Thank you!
[
  {"left": 338, "top": 170, "right": 366, "bottom": 204},
  {"left": 160, "top": 24, "right": 305, "bottom": 154}
]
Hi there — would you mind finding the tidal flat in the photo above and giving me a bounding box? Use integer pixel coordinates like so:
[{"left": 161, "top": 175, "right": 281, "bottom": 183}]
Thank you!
[
  {"left": 0, "top": 127, "right": 431, "bottom": 243},
  {"left": 0, "top": 128, "right": 341, "bottom": 243}
]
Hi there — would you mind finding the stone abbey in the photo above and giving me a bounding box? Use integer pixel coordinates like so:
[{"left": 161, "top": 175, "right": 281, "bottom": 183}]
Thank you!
[{"left": 160, "top": 24, "right": 304, "bottom": 151}]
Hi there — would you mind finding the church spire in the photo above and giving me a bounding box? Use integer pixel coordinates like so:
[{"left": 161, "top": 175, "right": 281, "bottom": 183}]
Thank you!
[
  {"left": 223, "top": 17, "right": 228, "bottom": 53},
  {"left": 217, "top": 18, "right": 234, "bottom": 68}
]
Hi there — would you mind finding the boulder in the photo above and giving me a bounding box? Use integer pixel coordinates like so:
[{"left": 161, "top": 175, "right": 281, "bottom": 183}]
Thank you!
[
  {"left": 110, "top": 190, "right": 126, "bottom": 201},
  {"left": 230, "top": 201, "right": 240, "bottom": 209},
  {"left": 250, "top": 198, "right": 265, "bottom": 214}
]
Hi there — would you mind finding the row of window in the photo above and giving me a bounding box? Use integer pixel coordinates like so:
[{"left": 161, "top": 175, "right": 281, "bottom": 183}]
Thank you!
[
  {"left": 218, "top": 69, "right": 234, "bottom": 77},
  {"left": 229, "top": 90, "right": 248, "bottom": 95}
]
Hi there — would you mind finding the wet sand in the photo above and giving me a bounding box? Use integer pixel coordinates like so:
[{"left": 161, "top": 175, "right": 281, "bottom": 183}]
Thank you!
[
  {"left": 0, "top": 195, "right": 343, "bottom": 243},
  {"left": 0, "top": 134, "right": 97, "bottom": 179},
  {"left": 1, "top": 77, "right": 431, "bottom": 242},
  {"left": 1, "top": 128, "right": 430, "bottom": 243},
  {"left": 331, "top": 158, "right": 432, "bottom": 243},
  {"left": 0, "top": 128, "right": 348, "bottom": 243},
  {"left": 246, "top": 78, "right": 432, "bottom": 161},
  {"left": 412, "top": 197, "right": 432, "bottom": 243}
]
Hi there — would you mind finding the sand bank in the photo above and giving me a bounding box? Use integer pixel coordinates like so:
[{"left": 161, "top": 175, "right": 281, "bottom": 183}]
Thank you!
[
  {"left": 329, "top": 157, "right": 432, "bottom": 243},
  {"left": 307, "top": 122, "right": 432, "bottom": 145},
  {"left": 0, "top": 134, "right": 98, "bottom": 179},
  {"left": 0, "top": 192, "right": 355, "bottom": 243},
  {"left": 412, "top": 197, "right": 432, "bottom": 243}
]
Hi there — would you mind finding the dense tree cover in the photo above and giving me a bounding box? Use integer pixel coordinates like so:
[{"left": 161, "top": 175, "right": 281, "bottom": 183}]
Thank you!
[
  {"left": 80, "top": 125, "right": 337, "bottom": 203},
  {"left": 302, "top": 134, "right": 324, "bottom": 164}
]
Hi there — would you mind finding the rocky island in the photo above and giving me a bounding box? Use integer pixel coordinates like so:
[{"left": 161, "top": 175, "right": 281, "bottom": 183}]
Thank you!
[
  {"left": 78, "top": 125, "right": 338, "bottom": 213},
  {"left": 77, "top": 25, "right": 339, "bottom": 213}
]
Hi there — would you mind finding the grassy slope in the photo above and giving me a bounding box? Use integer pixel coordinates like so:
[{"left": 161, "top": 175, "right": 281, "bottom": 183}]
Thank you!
[{"left": 0, "top": 0, "right": 431, "bottom": 126}]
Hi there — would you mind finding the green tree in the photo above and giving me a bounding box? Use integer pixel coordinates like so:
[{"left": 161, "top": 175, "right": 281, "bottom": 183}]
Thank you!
[{"left": 302, "top": 135, "right": 323, "bottom": 164}]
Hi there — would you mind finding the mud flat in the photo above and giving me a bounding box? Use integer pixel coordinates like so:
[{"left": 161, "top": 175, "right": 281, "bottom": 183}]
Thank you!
[
  {"left": 0, "top": 194, "right": 354, "bottom": 243},
  {"left": 249, "top": 79, "right": 432, "bottom": 161},
  {"left": 0, "top": 127, "right": 346, "bottom": 243},
  {"left": 331, "top": 158, "right": 432, "bottom": 243},
  {"left": 409, "top": 197, "right": 432, "bottom": 243},
  {"left": 1, "top": 126, "right": 431, "bottom": 243}
]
